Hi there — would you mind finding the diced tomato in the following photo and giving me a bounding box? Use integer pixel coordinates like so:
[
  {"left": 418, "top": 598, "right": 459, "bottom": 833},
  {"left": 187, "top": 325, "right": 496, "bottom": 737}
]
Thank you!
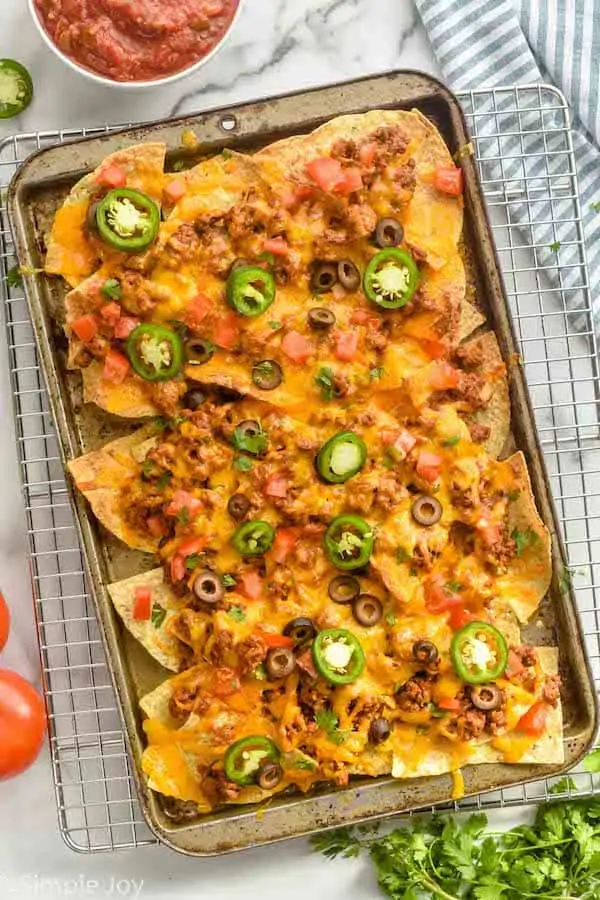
[
  {"left": 479, "top": 523, "right": 502, "bottom": 547},
  {"left": 170, "top": 554, "right": 186, "bottom": 583},
  {"left": 263, "top": 237, "right": 289, "bottom": 256},
  {"left": 306, "top": 157, "right": 346, "bottom": 193},
  {"left": 437, "top": 697, "right": 461, "bottom": 712},
  {"left": 448, "top": 607, "right": 477, "bottom": 630},
  {"left": 391, "top": 429, "right": 417, "bottom": 460},
  {"left": 419, "top": 338, "right": 447, "bottom": 360},
  {"left": 213, "top": 312, "right": 239, "bottom": 350},
  {"left": 164, "top": 177, "right": 187, "bottom": 204},
  {"left": 165, "top": 490, "right": 203, "bottom": 519},
  {"left": 212, "top": 668, "right": 241, "bottom": 698},
  {"left": 281, "top": 330, "right": 313, "bottom": 364},
  {"left": 99, "top": 302, "right": 121, "bottom": 326},
  {"left": 428, "top": 361, "right": 460, "bottom": 391},
  {"left": 239, "top": 570, "right": 263, "bottom": 601},
  {"left": 334, "top": 330, "right": 359, "bottom": 361},
  {"left": 260, "top": 632, "right": 295, "bottom": 649},
  {"left": 132, "top": 587, "right": 152, "bottom": 621},
  {"left": 114, "top": 316, "right": 140, "bottom": 339},
  {"left": 146, "top": 515, "right": 167, "bottom": 538},
  {"left": 102, "top": 350, "right": 130, "bottom": 385},
  {"left": 264, "top": 475, "right": 288, "bottom": 498},
  {"left": 271, "top": 527, "right": 298, "bottom": 563},
  {"left": 517, "top": 701, "right": 549, "bottom": 737},
  {"left": 434, "top": 165, "right": 463, "bottom": 196},
  {"left": 96, "top": 164, "right": 127, "bottom": 189},
  {"left": 349, "top": 309, "right": 372, "bottom": 326},
  {"left": 424, "top": 574, "right": 463, "bottom": 614},
  {"left": 359, "top": 141, "right": 377, "bottom": 167},
  {"left": 176, "top": 536, "right": 206, "bottom": 558},
  {"left": 71, "top": 314, "right": 98, "bottom": 343},
  {"left": 184, "top": 293, "right": 211, "bottom": 328},
  {"left": 416, "top": 449, "right": 443, "bottom": 483},
  {"left": 338, "top": 167, "right": 363, "bottom": 194}
]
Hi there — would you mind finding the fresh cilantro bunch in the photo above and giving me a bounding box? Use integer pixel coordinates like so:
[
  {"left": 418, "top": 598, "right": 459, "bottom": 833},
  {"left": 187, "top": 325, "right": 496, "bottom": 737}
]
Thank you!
[{"left": 312, "top": 799, "right": 600, "bottom": 898}]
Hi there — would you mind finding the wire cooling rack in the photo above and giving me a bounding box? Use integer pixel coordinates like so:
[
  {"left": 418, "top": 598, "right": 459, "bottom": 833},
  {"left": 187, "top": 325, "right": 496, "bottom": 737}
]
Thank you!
[{"left": 0, "top": 84, "right": 599, "bottom": 854}]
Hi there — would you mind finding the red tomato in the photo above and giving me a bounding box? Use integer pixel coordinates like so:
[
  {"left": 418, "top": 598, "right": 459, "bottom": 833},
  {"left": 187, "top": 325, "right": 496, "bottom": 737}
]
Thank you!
[
  {"left": 170, "top": 555, "right": 186, "bottom": 583},
  {"left": 113, "top": 316, "right": 140, "bottom": 339},
  {"left": 419, "top": 338, "right": 447, "bottom": 359},
  {"left": 359, "top": 142, "right": 377, "bottom": 167},
  {"left": 448, "top": 607, "right": 477, "bottom": 630},
  {"left": 479, "top": 523, "right": 502, "bottom": 546},
  {"left": 437, "top": 697, "right": 461, "bottom": 712},
  {"left": 132, "top": 587, "right": 152, "bottom": 621},
  {"left": 213, "top": 312, "right": 238, "bottom": 350},
  {"left": 99, "top": 302, "right": 121, "bottom": 326},
  {"left": 424, "top": 574, "right": 463, "bottom": 614},
  {"left": 0, "top": 592, "right": 10, "bottom": 652},
  {"left": 239, "top": 571, "right": 263, "bottom": 601},
  {"left": 517, "top": 701, "right": 549, "bottom": 736},
  {"left": 165, "top": 490, "right": 203, "bottom": 519},
  {"left": 96, "top": 164, "right": 127, "bottom": 188},
  {"left": 164, "top": 177, "right": 187, "bottom": 204},
  {"left": 428, "top": 361, "right": 460, "bottom": 391},
  {"left": 390, "top": 429, "right": 417, "bottom": 460},
  {"left": 263, "top": 237, "right": 289, "bottom": 256},
  {"left": 102, "top": 350, "right": 130, "bottom": 385},
  {"left": 334, "top": 330, "right": 359, "bottom": 361},
  {"left": 264, "top": 475, "right": 288, "bottom": 498},
  {"left": 306, "top": 157, "right": 345, "bottom": 192},
  {"left": 146, "top": 515, "right": 167, "bottom": 538},
  {"left": 0, "top": 670, "right": 46, "bottom": 779},
  {"left": 434, "top": 165, "right": 463, "bottom": 196},
  {"left": 281, "top": 330, "right": 313, "bottom": 363},
  {"left": 184, "top": 294, "right": 211, "bottom": 329},
  {"left": 281, "top": 185, "right": 316, "bottom": 207},
  {"left": 339, "top": 167, "right": 363, "bottom": 193},
  {"left": 260, "top": 632, "right": 295, "bottom": 649},
  {"left": 71, "top": 314, "right": 98, "bottom": 343},
  {"left": 349, "top": 309, "right": 374, "bottom": 326},
  {"left": 271, "top": 527, "right": 298, "bottom": 563},
  {"left": 416, "top": 449, "right": 443, "bottom": 483},
  {"left": 212, "top": 668, "right": 241, "bottom": 698},
  {"left": 176, "top": 536, "right": 206, "bottom": 558}
]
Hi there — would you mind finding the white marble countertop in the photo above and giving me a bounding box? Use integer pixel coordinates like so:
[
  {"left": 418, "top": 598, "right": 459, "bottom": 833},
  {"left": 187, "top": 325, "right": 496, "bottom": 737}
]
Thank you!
[{"left": 0, "top": 2, "right": 525, "bottom": 898}]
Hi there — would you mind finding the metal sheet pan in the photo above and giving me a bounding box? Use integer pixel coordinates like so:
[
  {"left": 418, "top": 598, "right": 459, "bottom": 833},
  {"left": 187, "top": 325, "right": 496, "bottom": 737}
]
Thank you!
[{"left": 6, "top": 70, "right": 597, "bottom": 856}]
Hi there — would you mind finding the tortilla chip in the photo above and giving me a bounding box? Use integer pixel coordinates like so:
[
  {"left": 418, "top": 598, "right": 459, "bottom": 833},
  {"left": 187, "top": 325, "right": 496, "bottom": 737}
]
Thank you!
[
  {"left": 81, "top": 361, "right": 159, "bottom": 419},
  {"left": 460, "top": 331, "right": 511, "bottom": 458},
  {"left": 108, "top": 568, "right": 187, "bottom": 672},
  {"left": 45, "top": 143, "right": 166, "bottom": 287},
  {"left": 67, "top": 423, "right": 161, "bottom": 552},
  {"left": 458, "top": 300, "right": 485, "bottom": 342}
]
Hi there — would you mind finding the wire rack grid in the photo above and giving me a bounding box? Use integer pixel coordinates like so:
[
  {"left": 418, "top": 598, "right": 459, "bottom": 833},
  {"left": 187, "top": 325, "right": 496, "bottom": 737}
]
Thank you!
[{"left": 0, "top": 83, "right": 599, "bottom": 855}]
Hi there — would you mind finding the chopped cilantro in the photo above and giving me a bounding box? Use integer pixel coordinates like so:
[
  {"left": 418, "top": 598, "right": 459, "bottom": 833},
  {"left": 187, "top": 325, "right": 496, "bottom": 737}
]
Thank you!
[
  {"left": 549, "top": 239, "right": 561, "bottom": 252},
  {"left": 315, "top": 709, "right": 348, "bottom": 745},
  {"left": 185, "top": 553, "right": 202, "bottom": 571},
  {"left": 156, "top": 471, "right": 173, "bottom": 491},
  {"left": 177, "top": 508, "right": 190, "bottom": 525},
  {"left": 6, "top": 265, "right": 23, "bottom": 289},
  {"left": 385, "top": 611, "right": 397, "bottom": 626},
  {"left": 395, "top": 547, "right": 411, "bottom": 565},
  {"left": 445, "top": 580, "right": 463, "bottom": 594},
  {"left": 507, "top": 489, "right": 521, "bottom": 502},
  {"left": 141, "top": 458, "right": 155, "bottom": 479},
  {"left": 232, "top": 420, "right": 268, "bottom": 456},
  {"left": 441, "top": 435, "right": 460, "bottom": 447},
  {"left": 100, "top": 277, "right": 122, "bottom": 301},
  {"left": 233, "top": 455, "right": 253, "bottom": 472},
  {"left": 511, "top": 527, "right": 539, "bottom": 557},
  {"left": 369, "top": 366, "right": 386, "bottom": 381},
  {"left": 314, "top": 366, "right": 337, "bottom": 401},
  {"left": 151, "top": 604, "right": 167, "bottom": 628},
  {"left": 548, "top": 776, "right": 577, "bottom": 795},
  {"left": 171, "top": 159, "right": 188, "bottom": 172},
  {"left": 253, "top": 664, "right": 267, "bottom": 681},
  {"left": 268, "top": 320, "right": 282, "bottom": 330},
  {"left": 221, "top": 573, "right": 236, "bottom": 588},
  {"left": 293, "top": 758, "right": 318, "bottom": 771},
  {"left": 382, "top": 451, "right": 395, "bottom": 470},
  {"left": 227, "top": 605, "right": 246, "bottom": 622}
]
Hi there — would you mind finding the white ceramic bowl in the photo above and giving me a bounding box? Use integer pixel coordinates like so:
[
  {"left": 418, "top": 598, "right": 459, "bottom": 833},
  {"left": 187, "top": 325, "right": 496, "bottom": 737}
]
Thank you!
[{"left": 28, "top": 0, "right": 245, "bottom": 90}]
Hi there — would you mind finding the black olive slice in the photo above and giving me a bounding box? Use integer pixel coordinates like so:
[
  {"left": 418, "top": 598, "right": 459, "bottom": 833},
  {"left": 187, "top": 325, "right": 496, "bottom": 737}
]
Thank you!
[
  {"left": 283, "top": 617, "right": 317, "bottom": 644},
  {"left": 192, "top": 571, "right": 223, "bottom": 606},
  {"left": 185, "top": 337, "right": 215, "bottom": 366},
  {"left": 375, "top": 217, "right": 404, "bottom": 248},
  {"left": 227, "top": 493, "right": 251, "bottom": 520},
  {"left": 337, "top": 259, "right": 361, "bottom": 291},
  {"left": 470, "top": 684, "right": 502, "bottom": 711},
  {"left": 412, "top": 640, "right": 439, "bottom": 665},
  {"left": 265, "top": 647, "right": 296, "bottom": 679},
  {"left": 307, "top": 307, "right": 336, "bottom": 330},
  {"left": 252, "top": 359, "right": 283, "bottom": 391},
  {"left": 256, "top": 761, "right": 283, "bottom": 790},
  {"left": 310, "top": 261, "right": 338, "bottom": 294},
  {"left": 182, "top": 389, "right": 206, "bottom": 411},
  {"left": 352, "top": 594, "right": 383, "bottom": 627},
  {"left": 368, "top": 717, "right": 391, "bottom": 744},
  {"left": 411, "top": 495, "right": 443, "bottom": 527},
  {"left": 328, "top": 575, "right": 360, "bottom": 604}
]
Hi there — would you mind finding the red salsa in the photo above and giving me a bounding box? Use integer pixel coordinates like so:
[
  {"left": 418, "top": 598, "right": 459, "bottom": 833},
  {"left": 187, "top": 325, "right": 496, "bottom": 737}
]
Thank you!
[{"left": 34, "top": 0, "right": 240, "bottom": 83}]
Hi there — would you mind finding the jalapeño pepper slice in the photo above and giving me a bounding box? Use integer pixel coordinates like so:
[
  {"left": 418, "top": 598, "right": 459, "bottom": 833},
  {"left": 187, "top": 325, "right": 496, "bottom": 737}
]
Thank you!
[
  {"left": 324, "top": 515, "right": 374, "bottom": 570},
  {"left": 316, "top": 431, "right": 367, "bottom": 484},
  {"left": 96, "top": 188, "right": 160, "bottom": 252},
  {"left": 363, "top": 248, "right": 419, "bottom": 309},
  {"left": 224, "top": 735, "right": 280, "bottom": 786},
  {"left": 126, "top": 324, "right": 183, "bottom": 381},
  {"left": 0, "top": 59, "right": 33, "bottom": 119},
  {"left": 226, "top": 265, "right": 276, "bottom": 317},
  {"left": 451, "top": 621, "right": 508, "bottom": 685},
  {"left": 313, "top": 628, "right": 366, "bottom": 685},
  {"left": 232, "top": 520, "right": 276, "bottom": 556}
]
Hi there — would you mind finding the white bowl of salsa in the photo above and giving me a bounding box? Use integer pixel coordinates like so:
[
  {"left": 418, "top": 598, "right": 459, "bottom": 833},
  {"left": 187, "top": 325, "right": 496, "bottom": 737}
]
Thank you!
[{"left": 28, "top": 0, "right": 244, "bottom": 89}]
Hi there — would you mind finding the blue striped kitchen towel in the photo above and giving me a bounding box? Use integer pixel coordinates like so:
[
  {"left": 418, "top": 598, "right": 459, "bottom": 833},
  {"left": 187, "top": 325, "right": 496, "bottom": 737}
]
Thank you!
[{"left": 414, "top": 0, "right": 600, "bottom": 335}]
